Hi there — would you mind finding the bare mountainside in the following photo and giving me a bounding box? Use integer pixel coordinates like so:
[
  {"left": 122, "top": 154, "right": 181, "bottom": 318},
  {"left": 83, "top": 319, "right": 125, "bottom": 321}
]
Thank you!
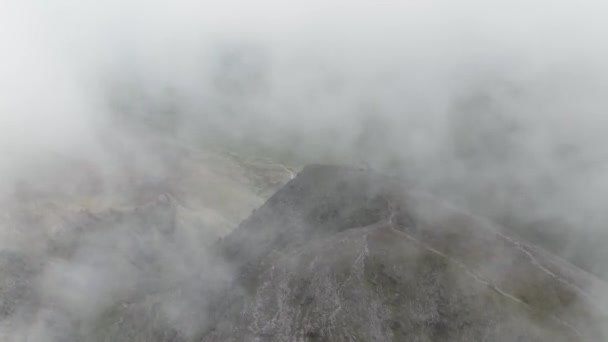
[
  {"left": 204, "top": 165, "right": 608, "bottom": 341},
  {"left": 2, "top": 161, "right": 607, "bottom": 341}
]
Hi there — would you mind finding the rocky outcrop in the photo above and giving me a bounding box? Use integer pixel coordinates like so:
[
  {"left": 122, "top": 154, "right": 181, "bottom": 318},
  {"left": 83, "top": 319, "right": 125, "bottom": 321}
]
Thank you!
[{"left": 203, "top": 165, "right": 608, "bottom": 341}]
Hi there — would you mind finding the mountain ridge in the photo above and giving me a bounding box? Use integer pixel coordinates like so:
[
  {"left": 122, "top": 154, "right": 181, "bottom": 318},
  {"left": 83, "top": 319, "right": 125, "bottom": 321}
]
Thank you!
[{"left": 203, "top": 164, "right": 607, "bottom": 341}]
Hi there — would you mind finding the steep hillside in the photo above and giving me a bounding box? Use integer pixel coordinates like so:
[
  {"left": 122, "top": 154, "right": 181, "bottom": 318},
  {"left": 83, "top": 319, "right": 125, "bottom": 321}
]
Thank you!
[{"left": 204, "top": 165, "right": 608, "bottom": 341}]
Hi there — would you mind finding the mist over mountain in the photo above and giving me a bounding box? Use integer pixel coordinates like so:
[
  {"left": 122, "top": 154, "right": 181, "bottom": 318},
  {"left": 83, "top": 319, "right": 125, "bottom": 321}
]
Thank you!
[{"left": 2, "top": 0, "right": 608, "bottom": 340}]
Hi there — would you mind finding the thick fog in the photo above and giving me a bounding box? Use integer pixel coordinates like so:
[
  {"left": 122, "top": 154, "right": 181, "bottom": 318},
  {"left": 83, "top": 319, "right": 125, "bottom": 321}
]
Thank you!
[{"left": 2, "top": 0, "right": 608, "bottom": 340}]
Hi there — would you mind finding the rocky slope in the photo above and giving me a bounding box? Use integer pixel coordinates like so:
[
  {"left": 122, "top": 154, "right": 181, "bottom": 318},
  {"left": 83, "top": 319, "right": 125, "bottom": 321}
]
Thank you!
[
  {"left": 2, "top": 162, "right": 607, "bottom": 341},
  {"left": 203, "top": 165, "right": 608, "bottom": 341}
]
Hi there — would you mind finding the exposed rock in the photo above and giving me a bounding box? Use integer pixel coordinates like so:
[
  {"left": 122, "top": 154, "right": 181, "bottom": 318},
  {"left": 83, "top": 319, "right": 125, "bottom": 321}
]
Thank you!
[{"left": 204, "top": 165, "right": 608, "bottom": 341}]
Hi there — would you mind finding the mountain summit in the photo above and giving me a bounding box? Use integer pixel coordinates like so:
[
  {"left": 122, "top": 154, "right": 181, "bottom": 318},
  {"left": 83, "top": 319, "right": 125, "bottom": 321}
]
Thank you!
[{"left": 203, "top": 165, "right": 607, "bottom": 341}]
